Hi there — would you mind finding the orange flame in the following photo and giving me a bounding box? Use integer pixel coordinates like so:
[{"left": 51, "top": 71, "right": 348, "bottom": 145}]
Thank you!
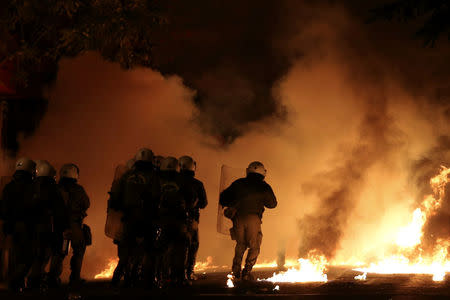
[
  {"left": 94, "top": 258, "right": 119, "bottom": 279},
  {"left": 353, "top": 166, "right": 450, "bottom": 282},
  {"left": 258, "top": 251, "right": 328, "bottom": 283}
]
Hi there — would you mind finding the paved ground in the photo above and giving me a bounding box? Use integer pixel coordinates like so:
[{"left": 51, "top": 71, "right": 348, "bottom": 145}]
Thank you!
[{"left": 0, "top": 267, "right": 449, "bottom": 299}]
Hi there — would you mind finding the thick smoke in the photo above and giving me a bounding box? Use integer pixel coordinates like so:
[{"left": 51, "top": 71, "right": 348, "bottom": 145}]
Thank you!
[
  {"left": 289, "top": 1, "right": 450, "bottom": 259},
  {"left": 152, "top": 0, "right": 292, "bottom": 145},
  {"left": 1, "top": 97, "right": 48, "bottom": 157},
  {"left": 298, "top": 99, "right": 395, "bottom": 258}
]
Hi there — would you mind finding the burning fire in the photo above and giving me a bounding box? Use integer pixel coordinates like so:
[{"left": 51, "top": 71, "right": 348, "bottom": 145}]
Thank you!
[
  {"left": 354, "top": 272, "right": 367, "bottom": 281},
  {"left": 353, "top": 166, "right": 450, "bottom": 282},
  {"left": 226, "top": 274, "right": 234, "bottom": 288},
  {"left": 95, "top": 258, "right": 119, "bottom": 279},
  {"left": 258, "top": 251, "right": 328, "bottom": 283}
]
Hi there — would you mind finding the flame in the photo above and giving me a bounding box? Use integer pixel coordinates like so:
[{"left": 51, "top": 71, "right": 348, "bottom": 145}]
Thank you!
[
  {"left": 226, "top": 273, "right": 234, "bottom": 288},
  {"left": 354, "top": 272, "right": 367, "bottom": 281},
  {"left": 353, "top": 166, "right": 450, "bottom": 282},
  {"left": 95, "top": 258, "right": 119, "bottom": 279},
  {"left": 395, "top": 208, "right": 425, "bottom": 248},
  {"left": 258, "top": 251, "right": 328, "bottom": 283}
]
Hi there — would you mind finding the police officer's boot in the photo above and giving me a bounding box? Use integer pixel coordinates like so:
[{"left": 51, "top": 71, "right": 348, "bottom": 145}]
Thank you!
[{"left": 241, "top": 267, "right": 254, "bottom": 281}]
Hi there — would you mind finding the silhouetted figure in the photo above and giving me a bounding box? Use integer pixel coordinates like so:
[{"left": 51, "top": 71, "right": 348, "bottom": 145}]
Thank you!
[
  {"left": 1, "top": 158, "right": 36, "bottom": 292},
  {"left": 108, "top": 158, "right": 135, "bottom": 287},
  {"left": 110, "top": 148, "right": 160, "bottom": 287},
  {"left": 51, "top": 164, "right": 90, "bottom": 287},
  {"left": 156, "top": 157, "right": 190, "bottom": 287},
  {"left": 220, "top": 161, "right": 277, "bottom": 281},
  {"left": 28, "top": 161, "right": 67, "bottom": 290},
  {"left": 178, "top": 155, "right": 208, "bottom": 281}
]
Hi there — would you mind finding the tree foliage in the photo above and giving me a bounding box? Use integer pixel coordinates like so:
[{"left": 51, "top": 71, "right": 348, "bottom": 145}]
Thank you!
[
  {"left": 370, "top": 0, "right": 450, "bottom": 46},
  {"left": 0, "top": 0, "right": 166, "bottom": 90},
  {"left": 0, "top": 0, "right": 165, "bottom": 157}
]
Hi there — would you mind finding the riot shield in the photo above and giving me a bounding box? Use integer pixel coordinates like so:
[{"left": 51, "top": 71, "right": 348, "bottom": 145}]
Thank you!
[
  {"left": 105, "top": 209, "right": 124, "bottom": 240},
  {"left": 216, "top": 165, "right": 245, "bottom": 235},
  {"left": 105, "top": 165, "right": 126, "bottom": 240},
  {"left": 113, "top": 164, "right": 128, "bottom": 182}
]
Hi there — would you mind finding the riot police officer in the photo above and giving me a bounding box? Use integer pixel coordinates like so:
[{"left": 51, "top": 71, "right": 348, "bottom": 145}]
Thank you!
[
  {"left": 50, "top": 163, "right": 90, "bottom": 287},
  {"left": 110, "top": 148, "right": 160, "bottom": 287},
  {"left": 1, "top": 158, "right": 36, "bottom": 291},
  {"left": 219, "top": 161, "right": 277, "bottom": 281},
  {"left": 156, "top": 157, "right": 190, "bottom": 287},
  {"left": 178, "top": 156, "right": 207, "bottom": 280},
  {"left": 28, "top": 160, "right": 67, "bottom": 289}
]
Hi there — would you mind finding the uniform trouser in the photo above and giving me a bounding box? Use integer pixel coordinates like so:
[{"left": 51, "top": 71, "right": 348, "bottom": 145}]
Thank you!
[
  {"left": 29, "top": 232, "right": 52, "bottom": 286},
  {"left": 143, "top": 226, "right": 158, "bottom": 286},
  {"left": 112, "top": 241, "right": 130, "bottom": 284},
  {"left": 186, "top": 221, "right": 199, "bottom": 277},
  {"left": 231, "top": 214, "right": 263, "bottom": 277},
  {"left": 69, "top": 223, "right": 86, "bottom": 282},
  {"left": 49, "top": 252, "right": 64, "bottom": 282},
  {"left": 159, "top": 224, "right": 189, "bottom": 283},
  {"left": 10, "top": 227, "right": 34, "bottom": 289},
  {"left": 49, "top": 223, "right": 86, "bottom": 283},
  {"left": 116, "top": 218, "right": 146, "bottom": 286}
]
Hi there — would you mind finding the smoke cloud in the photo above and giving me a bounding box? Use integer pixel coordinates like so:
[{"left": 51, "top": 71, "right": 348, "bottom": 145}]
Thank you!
[{"left": 152, "top": 0, "right": 293, "bottom": 145}]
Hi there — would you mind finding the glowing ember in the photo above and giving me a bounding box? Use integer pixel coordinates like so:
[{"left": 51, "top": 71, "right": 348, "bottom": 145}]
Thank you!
[
  {"left": 353, "top": 166, "right": 450, "bottom": 282},
  {"left": 354, "top": 272, "right": 367, "bottom": 281},
  {"left": 273, "top": 285, "right": 280, "bottom": 291},
  {"left": 226, "top": 274, "right": 234, "bottom": 288},
  {"left": 95, "top": 258, "right": 118, "bottom": 279},
  {"left": 258, "top": 252, "right": 328, "bottom": 283}
]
